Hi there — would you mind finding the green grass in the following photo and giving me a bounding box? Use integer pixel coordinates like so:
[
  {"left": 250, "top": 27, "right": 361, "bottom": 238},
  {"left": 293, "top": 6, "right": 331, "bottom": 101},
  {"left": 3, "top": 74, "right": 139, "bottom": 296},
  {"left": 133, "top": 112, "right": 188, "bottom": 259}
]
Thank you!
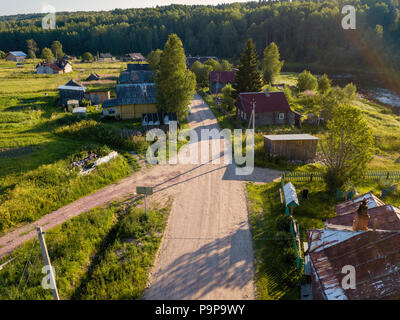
[
  {"left": 0, "top": 199, "right": 171, "bottom": 300},
  {"left": 0, "top": 60, "right": 147, "bottom": 233}
]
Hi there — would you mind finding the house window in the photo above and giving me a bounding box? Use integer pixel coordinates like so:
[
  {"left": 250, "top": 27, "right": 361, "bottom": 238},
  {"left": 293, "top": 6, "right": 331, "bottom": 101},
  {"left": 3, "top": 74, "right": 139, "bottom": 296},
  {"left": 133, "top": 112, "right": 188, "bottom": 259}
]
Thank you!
[
  {"left": 279, "top": 113, "right": 285, "bottom": 120},
  {"left": 108, "top": 109, "right": 116, "bottom": 115}
]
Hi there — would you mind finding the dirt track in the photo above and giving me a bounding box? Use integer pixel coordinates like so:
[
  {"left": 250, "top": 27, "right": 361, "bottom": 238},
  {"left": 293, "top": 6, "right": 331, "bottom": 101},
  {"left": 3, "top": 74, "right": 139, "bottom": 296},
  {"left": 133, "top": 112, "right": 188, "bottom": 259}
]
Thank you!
[{"left": 0, "top": 94, "right": 282, "bottom": 299}]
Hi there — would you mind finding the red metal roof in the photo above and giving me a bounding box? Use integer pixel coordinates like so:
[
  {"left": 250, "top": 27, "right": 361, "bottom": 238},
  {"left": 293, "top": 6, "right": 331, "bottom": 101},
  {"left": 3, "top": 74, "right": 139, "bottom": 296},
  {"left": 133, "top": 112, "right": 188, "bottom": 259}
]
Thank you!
[
  {"left": 209, "top": 71, "right": 236, "bottom": 84},
  {"left": 327, "top": 204, "right": 400, "bottom": 231},
  {"left": 236, "top": 91, "right": 291, "bottom": 114},
  {"left": 308, "top": 229, "right": 400, "bottom": 300},
  {"left": 335, "top": 192, "right": 385, "bottom": 216}
]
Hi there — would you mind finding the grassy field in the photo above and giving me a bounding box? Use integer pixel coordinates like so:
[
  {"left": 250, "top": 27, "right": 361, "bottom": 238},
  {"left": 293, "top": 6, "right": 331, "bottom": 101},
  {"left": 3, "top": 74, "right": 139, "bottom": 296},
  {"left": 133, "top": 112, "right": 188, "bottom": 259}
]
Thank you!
[
  {"left": 0, "top": 198, "right": 171, "bottom": 300},
  {"left": 0, "top": 59, "right": 149, "bottom": 233}
]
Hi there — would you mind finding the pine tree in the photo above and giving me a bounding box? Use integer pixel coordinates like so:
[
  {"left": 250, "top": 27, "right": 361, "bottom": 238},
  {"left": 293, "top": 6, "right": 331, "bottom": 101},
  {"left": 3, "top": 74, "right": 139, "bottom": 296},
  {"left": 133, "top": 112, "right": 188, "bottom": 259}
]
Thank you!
[
  {"left": 232, "top": 39, "right": 262, "bottom": 98},
  {"left": 262, "top": 42, "right": 284, "bottom": 84},
  {"left": 156, "top": 34, "right": 196, "bottom": 119}
]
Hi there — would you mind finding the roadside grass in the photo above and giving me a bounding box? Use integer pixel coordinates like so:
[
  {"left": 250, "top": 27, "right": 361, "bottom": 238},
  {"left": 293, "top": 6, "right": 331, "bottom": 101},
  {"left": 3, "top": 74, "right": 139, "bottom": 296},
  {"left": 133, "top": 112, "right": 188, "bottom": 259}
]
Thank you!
[{"left": 0, "top": 200, "right": 171, "bottom": 300}]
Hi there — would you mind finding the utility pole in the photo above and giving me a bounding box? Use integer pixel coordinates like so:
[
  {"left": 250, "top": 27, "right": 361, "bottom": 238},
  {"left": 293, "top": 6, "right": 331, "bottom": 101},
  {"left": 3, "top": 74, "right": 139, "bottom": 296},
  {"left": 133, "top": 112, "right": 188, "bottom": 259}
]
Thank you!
[{"left": 36, "top": 227, "right": 59, "bottom": 300}]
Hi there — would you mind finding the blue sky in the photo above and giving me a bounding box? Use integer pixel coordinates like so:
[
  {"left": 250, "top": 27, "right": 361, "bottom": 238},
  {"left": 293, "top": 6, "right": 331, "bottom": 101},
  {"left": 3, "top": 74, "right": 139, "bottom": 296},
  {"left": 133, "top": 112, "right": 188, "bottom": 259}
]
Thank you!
[{"left": 0, "top": 0, "right": 252, "bottom": 16}]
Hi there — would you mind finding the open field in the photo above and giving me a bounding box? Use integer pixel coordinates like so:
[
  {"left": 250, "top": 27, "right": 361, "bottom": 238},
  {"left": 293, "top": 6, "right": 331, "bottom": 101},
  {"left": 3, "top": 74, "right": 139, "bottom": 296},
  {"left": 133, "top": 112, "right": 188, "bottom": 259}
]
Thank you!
[{"left": 0, "top": 59, "right": 148, "bottom": 233}]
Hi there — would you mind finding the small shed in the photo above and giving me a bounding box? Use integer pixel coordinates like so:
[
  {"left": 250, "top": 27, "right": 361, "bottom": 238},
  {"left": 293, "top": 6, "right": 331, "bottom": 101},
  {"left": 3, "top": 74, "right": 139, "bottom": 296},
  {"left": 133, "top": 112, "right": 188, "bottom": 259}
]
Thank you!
[
  {"left": 5, "top": 51, "right": 27, "bottom": 62},
  {"left": 283, "top": 182, "right": 299, "bottom": 208},
  {"left": 72, "top": 107, "right": 87, "bottom": 119},
  {"left": 58, "top": 81, "right": 87, "bottom": 106},
  {"left": 264, "top": 134, "right": 319, "bottom": 161}
]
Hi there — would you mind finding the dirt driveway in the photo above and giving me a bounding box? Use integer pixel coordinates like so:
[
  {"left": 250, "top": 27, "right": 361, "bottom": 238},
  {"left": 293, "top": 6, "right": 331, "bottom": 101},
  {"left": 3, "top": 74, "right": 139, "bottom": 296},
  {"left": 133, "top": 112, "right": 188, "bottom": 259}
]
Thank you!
[{"left": 0, "top": 94, "right": 282, "bottom": 299}]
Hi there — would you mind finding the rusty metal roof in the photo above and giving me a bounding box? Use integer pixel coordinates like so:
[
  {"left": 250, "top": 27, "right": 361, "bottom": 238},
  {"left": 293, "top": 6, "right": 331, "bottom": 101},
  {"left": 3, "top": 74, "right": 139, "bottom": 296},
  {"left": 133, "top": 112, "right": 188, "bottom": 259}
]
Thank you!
[
  {"left": 335, "top": 192, "right": 385, "bottom": 216},
  {"left": 308, "top": 229, "right": 400, "bottom": 300},
  {"left": 326, "top": 205, "right": 400, "bottom": 231}
]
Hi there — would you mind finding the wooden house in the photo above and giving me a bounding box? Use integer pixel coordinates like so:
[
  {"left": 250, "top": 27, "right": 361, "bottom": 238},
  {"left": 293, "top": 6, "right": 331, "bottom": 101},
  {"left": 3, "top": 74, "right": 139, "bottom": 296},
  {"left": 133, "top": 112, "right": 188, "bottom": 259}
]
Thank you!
[
  {"left": 102, "top": 83, "right": 157, "bottom": 119},
  {"left": 58, "top": 80, "right": 87, "bottom": 106},
  {"left": 99, "top": 53, "right": 114, "bottom": 61},
  {"left": 85, "top": 73, "right": 101, "bottom": 81},
  {"left": 5, "top": 51, "right": 27, "bottom": 62},
  {"left": 36, "top": 61, "right": 72, "bottom": 74},
  {"left": 209, "top": 70, "right": 236, "bottom": 94},
  {"left": 122, "top": 53, "right": 146, "bottom": 62},
  {"left": 236, "top": 91, "right": 302, "bottom": 127},
  {"left": 264, "top": 134, "right": 319, "bottom": 161}
]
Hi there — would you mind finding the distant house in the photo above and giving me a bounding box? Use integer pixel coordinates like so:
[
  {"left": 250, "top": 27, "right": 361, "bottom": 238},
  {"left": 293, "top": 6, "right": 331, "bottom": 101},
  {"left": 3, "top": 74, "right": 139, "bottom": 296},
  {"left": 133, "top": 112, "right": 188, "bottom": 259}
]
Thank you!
[
  {"left": 5, "top": 51, "right": 27, "bottom": 62},
  {"left": 36, "top": 61, "right": 72, "bottom": 74},
  {"left": 209, "top": 70, "right": 236, "bottom": 94},
  {"left": 236, "top": 91, "right": 302, "bottom": 127},
  {"left": 264, "top": 134, "right": 319, "bottom": 161},
  {"left": 122, "top": 53, "right": 146, "bottom": 62},
  {"left": 62, "top": 55, "right": 76, "bottom": 61},
  {"left": 186, "top": 56, "right": 219, "bottom": 69},
  {"left": 84, "top": 91, "right": 111, "bottom": 105},
  {"left": 58, "top": 80, "right": 87, "bottom": 106},
  {"left": 127, "top": 63, "right": 150, "bottom": 72},
  {"left": 99, "top": 53, "right": 114, "bottom": 62},
  {"left": 85, "top": 73, "right": 101, "bottom": 81},
  {"left": 306, "top": 194, "right": 400, "bottom": 300},
  {"left": 118, "top": 70, "right": 156, "bottom": 84},
  {"left": 102, "top": 83, "right": 157, "bottom": 119}
]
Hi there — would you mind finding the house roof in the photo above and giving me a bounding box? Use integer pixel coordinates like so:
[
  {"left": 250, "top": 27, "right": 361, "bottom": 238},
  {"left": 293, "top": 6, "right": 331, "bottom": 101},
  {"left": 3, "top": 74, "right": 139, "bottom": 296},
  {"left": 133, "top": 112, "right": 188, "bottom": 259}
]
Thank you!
[
  {"left": 100, "top": 53, "right": 113, "bottom": 58},
  {"left": 264, "top": 134, "right": 319, "bottom": 141},
  {"left": 126, "top": 53, "right": 146, "bottom": 61},
  {"left": 127, "top": 63, "right": 150, "bottom": 71},
  {"left": 103, "top": 83, "right": 157, "bottom": 107},
  {"left": 237, "top": 91, "right": 292, "bottom": 114},
  {"left": 57, "top": 85, "right": 87, "bottom": 91},
  {"left": 326, "top": 204, "right": 400, "bottom": 231},
  {"left": 118, "top": 70, "right": 155, "bottom": 84},
  {"left": 209, "top": 71, "right": 236, "bottom": 83},
  {"left": 283, "top": 182, "right": 299, "bottom": 207},
  {"left": 308, "top": 229, "right": 400, "bottom": 300},
  {"left": 86, "top": 73, "right": 101, "bottom": 81},
  {"left": 65, "top": 79, "right": 84, "bottom": 87},
  {"left": 335, "top": 192, "right": 385, "bottom": 216},
  {"left": 7, "top": 51, "right": 27, "bottom": 57}
]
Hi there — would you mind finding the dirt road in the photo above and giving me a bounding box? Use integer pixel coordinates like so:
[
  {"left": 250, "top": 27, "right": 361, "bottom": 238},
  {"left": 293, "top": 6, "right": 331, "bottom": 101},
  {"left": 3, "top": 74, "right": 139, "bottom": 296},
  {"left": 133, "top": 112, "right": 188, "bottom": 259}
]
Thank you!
[{"left": 0, "top": 94, "right": 282, "bottom": 299}]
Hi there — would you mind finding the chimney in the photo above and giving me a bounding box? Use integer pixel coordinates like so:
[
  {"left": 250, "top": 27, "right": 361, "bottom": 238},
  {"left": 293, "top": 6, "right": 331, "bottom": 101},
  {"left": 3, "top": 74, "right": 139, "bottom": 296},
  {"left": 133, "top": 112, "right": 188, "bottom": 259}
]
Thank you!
[
  {"left": 352, "top": 200, "right": 370, "bottom": 231},
  {"left": 265, "top": 89, "right": 270, "bottom": 98}
]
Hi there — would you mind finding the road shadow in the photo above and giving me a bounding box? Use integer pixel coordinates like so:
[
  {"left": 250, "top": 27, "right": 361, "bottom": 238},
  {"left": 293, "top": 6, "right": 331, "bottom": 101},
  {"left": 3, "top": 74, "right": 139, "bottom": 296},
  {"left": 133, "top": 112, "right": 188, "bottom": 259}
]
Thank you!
[{"left": 144, "top": 225, "right": 253, "bottom": 300}]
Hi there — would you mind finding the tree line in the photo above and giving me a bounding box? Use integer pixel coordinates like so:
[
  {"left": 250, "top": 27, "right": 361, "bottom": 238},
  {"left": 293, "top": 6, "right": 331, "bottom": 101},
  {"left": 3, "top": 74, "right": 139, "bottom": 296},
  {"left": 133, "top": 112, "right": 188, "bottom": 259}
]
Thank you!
[{"left": 0, "top": 0, "right": 399, "bottom": 71}]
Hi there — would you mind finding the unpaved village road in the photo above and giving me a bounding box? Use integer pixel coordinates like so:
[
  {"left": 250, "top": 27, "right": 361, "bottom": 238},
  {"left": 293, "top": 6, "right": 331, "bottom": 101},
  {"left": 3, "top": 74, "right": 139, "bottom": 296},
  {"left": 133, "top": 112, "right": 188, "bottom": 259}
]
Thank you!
[{"left": 0, "top": 94, "right": 282, "bottom": 299}]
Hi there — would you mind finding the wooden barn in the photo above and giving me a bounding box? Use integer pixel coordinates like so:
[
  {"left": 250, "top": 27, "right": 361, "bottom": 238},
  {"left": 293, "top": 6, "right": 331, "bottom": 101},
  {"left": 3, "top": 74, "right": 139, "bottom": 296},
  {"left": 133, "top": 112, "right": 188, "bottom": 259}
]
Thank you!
[
  {"left": 58, "top": 80, "right": 87, "bottom": 106},
  {"left": 264, "top": 134, "right": 319, "bottom": 161},
  {"left": 102, "top": 83, "right": 157, "bottom": 119},
  {"left": 84, "top": 91, "right": 110, "bottom": 105},
  {"left": 36, "top": 61, "right": 72, "bottom": 74},
  {"left": 5, "top": 51, "right": 27, "bottom": 62},
  {"left": 122, "top": 53, "right": 146, "bottom": 62}
]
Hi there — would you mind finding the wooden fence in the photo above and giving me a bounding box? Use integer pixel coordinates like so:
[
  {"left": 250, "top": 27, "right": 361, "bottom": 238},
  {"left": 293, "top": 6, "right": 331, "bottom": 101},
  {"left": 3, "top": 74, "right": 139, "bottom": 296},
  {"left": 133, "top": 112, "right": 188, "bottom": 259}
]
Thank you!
[{"left": 284, "top": 170, "right": 400, "bottom": 182}]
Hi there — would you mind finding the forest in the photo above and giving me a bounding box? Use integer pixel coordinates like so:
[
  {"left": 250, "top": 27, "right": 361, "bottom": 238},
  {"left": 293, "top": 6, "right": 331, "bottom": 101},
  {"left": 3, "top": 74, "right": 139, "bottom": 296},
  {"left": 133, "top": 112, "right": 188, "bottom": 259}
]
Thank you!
[{"left": 0, "top": 0, "right": 400, "bottom": 71}]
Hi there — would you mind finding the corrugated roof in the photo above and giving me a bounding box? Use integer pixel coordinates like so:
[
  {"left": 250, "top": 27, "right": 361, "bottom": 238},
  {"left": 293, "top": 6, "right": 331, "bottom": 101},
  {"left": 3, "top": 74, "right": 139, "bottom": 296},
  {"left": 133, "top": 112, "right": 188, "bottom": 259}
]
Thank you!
[
  {"left": 57, "top": 86, "right": 87, "bottom": 91},
  {"left": 237, "top": 91, "right": 292, "bottom": 114},
  {"left": 264, "top": 134, "right": 319, "bottom": 141},
  {"left": 308, "top": 229, "right": 400, "bottom": 300},
  {"left": 118, "top": 70, "right": 155, "bottom": 84},
  {"left": 8, "top": 51, "right": 27, "bottom": 57},
  {"left": 335, "top": 192, "right": 385, "bottom": 216},
  {"left": 283, "top": 182, "right": 299, "bottom": 207},
  {"left": 126, "top": 53, "right": 145, "bottom": 60},
  {"left": 127, "top": 63, "right": 150, "bottom": 71},
  {"left": 326, "top": 204, "right": 400, "bottom": 231},
  {"left": 103, "top": 83, "right": 157, "bottom": 107}
]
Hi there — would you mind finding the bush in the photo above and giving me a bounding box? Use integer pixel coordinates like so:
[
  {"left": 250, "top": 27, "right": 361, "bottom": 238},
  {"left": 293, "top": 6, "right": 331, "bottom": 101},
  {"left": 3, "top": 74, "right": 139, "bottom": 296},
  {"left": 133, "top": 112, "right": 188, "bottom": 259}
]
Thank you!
[
  {"left": 274, "top": 231, "right": 292, "bottom": 249},
  {"left": 297, "top": 70, "right": 318, "bottom": 92}
]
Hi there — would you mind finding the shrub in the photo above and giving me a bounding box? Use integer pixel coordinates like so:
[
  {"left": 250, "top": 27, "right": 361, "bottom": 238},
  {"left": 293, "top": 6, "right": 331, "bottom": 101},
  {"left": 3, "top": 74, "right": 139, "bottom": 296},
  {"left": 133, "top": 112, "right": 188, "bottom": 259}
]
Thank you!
[{"left": 275, "top": 215, "right": 292, "bottom": 232}]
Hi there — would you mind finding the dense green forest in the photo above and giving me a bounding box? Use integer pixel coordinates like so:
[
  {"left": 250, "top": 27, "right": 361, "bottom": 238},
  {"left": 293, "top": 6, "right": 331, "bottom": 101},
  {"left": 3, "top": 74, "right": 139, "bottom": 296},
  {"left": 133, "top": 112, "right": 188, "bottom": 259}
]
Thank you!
[{"left": 0, "top": 0, "right": 400, "bottom": 71}]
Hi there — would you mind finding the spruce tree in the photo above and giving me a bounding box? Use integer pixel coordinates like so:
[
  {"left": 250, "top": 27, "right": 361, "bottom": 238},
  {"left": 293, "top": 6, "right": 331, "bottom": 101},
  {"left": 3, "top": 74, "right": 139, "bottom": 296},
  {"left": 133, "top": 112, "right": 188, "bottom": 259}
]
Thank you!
[
  {"left": 233, "top": 39, "right": 262, "bottom": 98},
  {"left": 262, "top": 42, "right": 284, "bottom": 84},
  {"left": 156, "top": 34, "right": 196, "bottom": 119}
]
